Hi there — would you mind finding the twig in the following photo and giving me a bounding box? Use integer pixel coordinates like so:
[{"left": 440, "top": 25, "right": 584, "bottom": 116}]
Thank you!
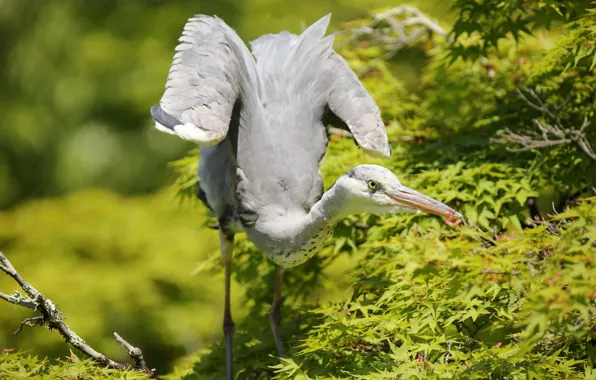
[
  {"left": 492, "top": 88, "right": 596, "bottom": 162},
  {"left": 0, "top": 252, "right": 156, "bottom": 378},
  {"left": 336, "top": 5, "right": 449, "bottom": 76},
  {"left": 114, "top": 332, "right": 152, "bottom": 374},
  {"left": 515, "top": 88, "right": 556, "bottom": 120},
  {"left": 13, "top": 316, "right": 45, "bottom": 335}
]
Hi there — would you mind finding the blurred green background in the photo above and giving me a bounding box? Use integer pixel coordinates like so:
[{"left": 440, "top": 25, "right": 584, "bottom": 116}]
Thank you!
[{"left": 0, "top": 0, "right": 448, "bottom": 375}]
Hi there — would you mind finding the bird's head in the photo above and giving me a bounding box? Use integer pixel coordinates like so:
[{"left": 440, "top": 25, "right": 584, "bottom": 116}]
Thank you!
[{"left": 334, "top": 164, "right": 461, "bottom": 219}]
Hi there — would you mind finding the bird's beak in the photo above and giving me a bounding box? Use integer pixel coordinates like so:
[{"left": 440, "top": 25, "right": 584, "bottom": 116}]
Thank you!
[{"left": 386, "top": 186, "right": 461, "bottom": 219}]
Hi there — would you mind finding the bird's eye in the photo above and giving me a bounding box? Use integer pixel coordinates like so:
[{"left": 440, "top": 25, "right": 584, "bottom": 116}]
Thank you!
[{"left": 367, "top": 180, "right": 378, "bottom": 191}]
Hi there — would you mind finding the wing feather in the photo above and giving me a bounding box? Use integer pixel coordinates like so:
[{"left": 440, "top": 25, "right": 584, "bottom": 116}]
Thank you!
[
  {"left": 151, "top": 15, "right": 259, "bottom": 145},
  {"left": 325, "top": 51, "right": 391, "bottom": 157},
  {"left": 249, "top": 14, "right": 391, "bottom": 158}
]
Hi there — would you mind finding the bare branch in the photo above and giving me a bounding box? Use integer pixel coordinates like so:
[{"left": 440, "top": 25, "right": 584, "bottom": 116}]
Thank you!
[
  {"left": 14, "top": 316, "right": 45, "bottom": 335},
  {"left": 576, "top": 136, "right": 596, "bottom": 161},
  {"left": 0, "top": 290, "right": 39, "bottom": 310},
  {"left": 114, "top": 332, "right": 152, "bottom": 375},
  {"left": 0, "top": 254, "right": 38, "bottom": 299},
  {"left": 500, "top": 137, "right": 571, "bottom": 152},
  {"left": 0, "top": 252, "right": 156, "bottom": 378},
  {"left": 492, "top": 88, "right": 595, "bottom": 162},
  {"left": 336, "top": 6, "right": 449, "bottom": 76},
  {"left": 578, "top": 116, "right": 590, "bottom": 134},
  {"left": 516, "top": 88, "right": 557, "bottom": 120}
]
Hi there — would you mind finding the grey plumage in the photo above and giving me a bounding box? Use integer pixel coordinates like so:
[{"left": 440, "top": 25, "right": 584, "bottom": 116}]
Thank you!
[
  {"left": 153, "top": 15, "right": 260, "bottom": 144},
  {"left": 152, "top": 14, "right": 393, "bottom": 263},
  {"left": 151, "top": 13, "right": 459, "bottom": 378}
]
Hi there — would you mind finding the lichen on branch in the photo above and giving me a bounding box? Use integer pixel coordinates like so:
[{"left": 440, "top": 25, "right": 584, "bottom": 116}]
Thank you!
[{"left": 0, "top": 252, "right": 156, "bottom": 378}]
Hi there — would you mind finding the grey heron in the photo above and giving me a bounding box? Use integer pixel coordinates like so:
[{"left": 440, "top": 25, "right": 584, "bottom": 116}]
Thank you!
[{"left": 151, "top": 13, "right": 460, "bottom": 379}]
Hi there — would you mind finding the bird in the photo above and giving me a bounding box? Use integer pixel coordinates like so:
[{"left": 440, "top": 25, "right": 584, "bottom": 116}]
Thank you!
[{"left": 150, "top": 13, "right": 460, "bottom": 380}]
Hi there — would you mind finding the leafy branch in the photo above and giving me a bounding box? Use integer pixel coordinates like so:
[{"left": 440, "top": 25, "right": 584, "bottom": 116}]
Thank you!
[
  {"left": 448, "top": 0, "right": 587, "bottom": 61},
  {"left": 492, "top": 87, "right": 596, "bottom": 162},
  {"left": 0, "top": 251, "right": 156, "bottom": 378}
]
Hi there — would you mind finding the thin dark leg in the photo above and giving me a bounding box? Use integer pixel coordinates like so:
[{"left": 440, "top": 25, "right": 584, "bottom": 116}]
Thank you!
[
  {"left": 268, "top": 265, "right": 285, "bottom": 356},
  {"left": 220, "top": 232, "right": 235, "bottom": 380}
]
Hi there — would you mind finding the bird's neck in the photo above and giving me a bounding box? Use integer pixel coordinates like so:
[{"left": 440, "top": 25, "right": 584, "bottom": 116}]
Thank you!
[
  {"left": 299, "top": 184, "right": 348, "bottom": 238},
  {"left": 257, "top": 184, "right": 348, "bottom": 267}
]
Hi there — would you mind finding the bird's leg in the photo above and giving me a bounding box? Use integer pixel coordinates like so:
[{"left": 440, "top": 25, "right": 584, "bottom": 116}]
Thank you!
[
  {"left": 269, "top": 265, "right": 285, "bottom": 356},
  {"left": 220, "top": 231, "right": 235, "bottom": 380}
]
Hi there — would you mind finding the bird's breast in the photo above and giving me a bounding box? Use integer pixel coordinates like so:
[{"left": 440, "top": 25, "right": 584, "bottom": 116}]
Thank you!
[{"left": 259, "top": 223, "right": 335, "bottom": 268}]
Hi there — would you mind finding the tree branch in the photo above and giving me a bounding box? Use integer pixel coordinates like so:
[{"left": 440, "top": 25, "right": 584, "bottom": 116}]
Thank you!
[
  {"left": 0, "top": 252, "right": 156, "bottom": 378},
  {"left": 336, "top": 5, "right": 449, "bottom": 76},
  {"left": 492, "top": 88, "right": 595, "bottom": 162}
]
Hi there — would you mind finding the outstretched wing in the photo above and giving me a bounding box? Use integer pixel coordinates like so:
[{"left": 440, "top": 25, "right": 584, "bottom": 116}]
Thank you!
[
  {"left": 151, "top": 15, "right": 259, "bottom": 145},
  {"left": 316, "top": 18, "right": 391, "bottom": 158},
  {"left": 324, "top": 56, "right": 391, "bottom": 157},
  {"left": 251, "top": 15, "right": 391, "bottom": 158}
]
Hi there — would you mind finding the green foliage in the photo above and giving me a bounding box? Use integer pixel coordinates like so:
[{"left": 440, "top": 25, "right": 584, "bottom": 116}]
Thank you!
[
  {"left": 1, "top": 350, "right": 149, "bottom": 379},
  {"left": 448, "top": 0, "right": 593, "bottom": 61},
  {"left": 271, "top": 198, "right": 595, "bottom": 379}
]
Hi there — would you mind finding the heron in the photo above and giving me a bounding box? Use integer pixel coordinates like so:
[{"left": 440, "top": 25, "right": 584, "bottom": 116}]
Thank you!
[{"left": 151, "top": 13, "right": 460, "bottom": 380}]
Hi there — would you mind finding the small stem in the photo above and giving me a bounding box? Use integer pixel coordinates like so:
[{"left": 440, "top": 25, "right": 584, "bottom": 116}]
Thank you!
[
  {"left": 114, "top": 332, "right": 151, "bottom": 374},
  {"left": 14, "top": 316, "right": 45, "bottom": 335}
]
